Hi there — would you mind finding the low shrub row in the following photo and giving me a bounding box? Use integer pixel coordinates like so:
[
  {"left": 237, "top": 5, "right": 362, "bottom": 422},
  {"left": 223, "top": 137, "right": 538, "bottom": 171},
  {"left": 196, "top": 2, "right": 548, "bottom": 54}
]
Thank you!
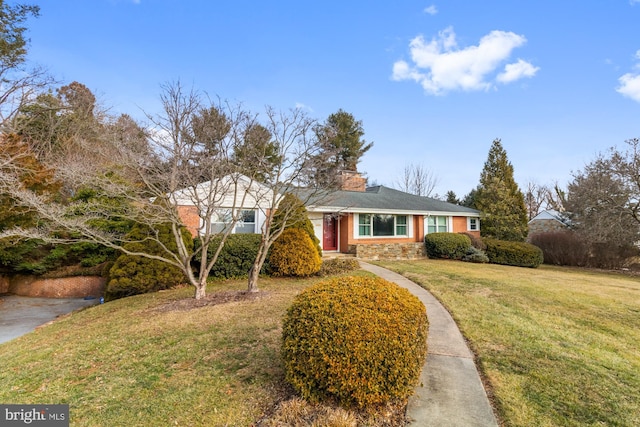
[
  {"left": 316, "top": 257, "right": 360, "bottom": 277},
  {"left": 425, "top": 233, "right": 543, "bottom": 268},
  {"left": 106, "top": 225, "right": 326, "bottom": 299},
  {"left": 529, "top": 231, "right": 639, "bottom": 269}
]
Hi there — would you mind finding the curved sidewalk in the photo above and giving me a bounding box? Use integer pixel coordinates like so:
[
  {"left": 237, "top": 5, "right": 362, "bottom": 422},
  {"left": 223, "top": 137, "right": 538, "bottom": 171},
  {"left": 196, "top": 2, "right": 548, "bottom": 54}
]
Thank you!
[{"left": 359, "top": 262, "right": 499, "bottom": 427}]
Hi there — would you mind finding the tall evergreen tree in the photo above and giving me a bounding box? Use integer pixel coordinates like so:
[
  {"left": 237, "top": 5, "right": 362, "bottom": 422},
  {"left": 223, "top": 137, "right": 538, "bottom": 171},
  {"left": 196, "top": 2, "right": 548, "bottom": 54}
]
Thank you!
[
  {"left": 475, "top": 139, "right": 528, "bottom": 241},
  {"left": 304, "top": 109, "right": 372, "bottom": 187},
  {"left": 445, "top": 190, "right": 460, "bottom": 205},
  {"left": 319, "top": 109, "right": 372, "bottom": 171}
]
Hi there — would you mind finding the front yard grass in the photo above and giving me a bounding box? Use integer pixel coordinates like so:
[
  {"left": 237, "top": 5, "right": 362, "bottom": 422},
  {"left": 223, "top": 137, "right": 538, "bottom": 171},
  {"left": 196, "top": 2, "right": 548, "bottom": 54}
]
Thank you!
[
  {"left": 376, "top": 259, "right": 640, "bottom": 427},
  {"left": 0, "top": 277, "right": 333, "bottom": 426}
]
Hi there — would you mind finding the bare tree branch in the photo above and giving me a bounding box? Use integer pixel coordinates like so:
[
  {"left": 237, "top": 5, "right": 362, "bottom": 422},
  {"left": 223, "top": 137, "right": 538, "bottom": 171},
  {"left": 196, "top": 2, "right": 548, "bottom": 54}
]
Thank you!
[{"left": 395, "top": 163, "right": 439, "bottom": 197}]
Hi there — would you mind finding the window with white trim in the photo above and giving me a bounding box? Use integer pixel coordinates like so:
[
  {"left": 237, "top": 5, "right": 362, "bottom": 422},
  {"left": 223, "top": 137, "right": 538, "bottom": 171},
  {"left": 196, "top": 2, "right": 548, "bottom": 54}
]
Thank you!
[
  {"left": 235, "top": 210, "right": 256, "bottom": 233},
  {"left": 211, "top": 209, "right": 257, "bottom": 234},
  {"left": 357, "top": 214, "right": 409, "bottom": 237},
  {"left": 427, "top": 216, "right": 448, "bottom": 233},
  {"left": 468, "top": 217, "right": 480, "bottom": 231}
]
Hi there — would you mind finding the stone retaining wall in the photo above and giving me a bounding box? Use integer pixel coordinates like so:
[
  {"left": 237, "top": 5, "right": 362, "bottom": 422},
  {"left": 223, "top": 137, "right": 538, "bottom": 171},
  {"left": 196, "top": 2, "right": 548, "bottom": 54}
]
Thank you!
[
  {"left": 348, "top": 243, "right": 426, "bottom": 261},
  {"left": 0, "top": 275, "right": 106, "bottom": 298},
  {"left": 0, "top": 276, "right": 9, "bottom": 294}
]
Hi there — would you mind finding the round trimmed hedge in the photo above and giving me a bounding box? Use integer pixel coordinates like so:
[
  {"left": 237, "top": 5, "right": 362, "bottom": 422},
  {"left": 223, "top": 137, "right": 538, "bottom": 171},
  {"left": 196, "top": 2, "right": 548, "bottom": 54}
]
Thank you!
[
  {"left": 269, "top": 228, "right": 321, "bottom": 277},
  {"left": 424, "top": 232, "right": 471, "bottom": 259},
  {"left": 483, "top": 238, "right": 544, "bottom": 268},
  {"left": 281, "top": 275, "right": 428, "bottom": 407}
]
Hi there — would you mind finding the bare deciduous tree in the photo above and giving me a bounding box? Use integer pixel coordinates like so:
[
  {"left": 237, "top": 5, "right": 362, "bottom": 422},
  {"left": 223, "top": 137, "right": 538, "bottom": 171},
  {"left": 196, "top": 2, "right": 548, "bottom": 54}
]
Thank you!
[
  {"left": 524, "top": 181, "right": 567, "bottom": 219},
  {"left": 566, "top": 138, "right": 640, "bottom": 260},
  {"left": 0, "top": 81, "right": 260, "bottom": 300},
  {"left": 246, "top": 106, "right": 328, "bottom": 292},
  {"left": 395, "top": 163, "right": 439, "bottom": 197},
  {"left": 1, "top": 81, "right": 332, "bottom": 298}
]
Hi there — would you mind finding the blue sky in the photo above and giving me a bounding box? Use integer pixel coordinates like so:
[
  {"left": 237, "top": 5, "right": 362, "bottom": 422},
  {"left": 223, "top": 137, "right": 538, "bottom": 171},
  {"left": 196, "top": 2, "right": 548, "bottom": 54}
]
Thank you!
[{"left": 24, "top": 0, "right": 640, "bottom": 197}]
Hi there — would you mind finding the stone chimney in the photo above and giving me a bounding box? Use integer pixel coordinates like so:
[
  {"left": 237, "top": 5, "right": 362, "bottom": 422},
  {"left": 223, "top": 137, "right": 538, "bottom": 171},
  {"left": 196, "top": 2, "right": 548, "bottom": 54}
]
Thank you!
[{"left": 337, "top": 170, "right": 366, "bottom": 192}]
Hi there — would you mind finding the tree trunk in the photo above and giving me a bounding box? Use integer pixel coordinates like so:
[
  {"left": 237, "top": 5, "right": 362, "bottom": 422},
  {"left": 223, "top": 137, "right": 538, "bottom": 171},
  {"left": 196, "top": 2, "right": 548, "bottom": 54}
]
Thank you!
[
  {"left": 247, "top": 264, "right": 260, "bottom": 293},
  {"left": 248, "top": 233, "right": 272, "bottom": 293},
  {"left": 194, "top": 280, "right": 207, "bottom": 300}
]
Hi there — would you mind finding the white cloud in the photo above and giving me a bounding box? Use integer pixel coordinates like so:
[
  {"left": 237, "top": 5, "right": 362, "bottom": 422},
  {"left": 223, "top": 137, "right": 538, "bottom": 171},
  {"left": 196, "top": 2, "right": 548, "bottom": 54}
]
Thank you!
[
  {"left": 392, "top": 26, "right": 537, "bottom": 95},
  {"left": 617, "top": 73, "right": 640, "bottom": 102},
  {"left": 497, "top": 59, "right": 539, "bottom": 83},
  {"left": 424, "top": 5, "right": 438, "bottom": 15},
  {"left": 616, "top": 49, "right": 640, "bottom": 102},
  {"left": 295, "top": 102, "right": 313, "bottom": 112}
]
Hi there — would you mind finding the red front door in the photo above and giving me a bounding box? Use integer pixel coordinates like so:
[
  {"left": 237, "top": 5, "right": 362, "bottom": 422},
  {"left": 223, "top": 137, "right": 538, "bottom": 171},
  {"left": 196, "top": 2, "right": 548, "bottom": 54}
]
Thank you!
[{"left": 323, "top": 214, "right": 338, "bottom": 251}]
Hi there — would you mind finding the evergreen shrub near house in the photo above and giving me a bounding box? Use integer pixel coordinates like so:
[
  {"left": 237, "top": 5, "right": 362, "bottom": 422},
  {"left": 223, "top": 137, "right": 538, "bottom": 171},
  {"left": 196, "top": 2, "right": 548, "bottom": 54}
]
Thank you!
[
  {"left": 105, "top": 222, "right": 193, "bottom": 300},
  {"left": 316, "top": 257, "right": 360, "bottom": 277},
  {"left": 269, "top": 228, "right": 321, "bottom": 277},
  {"left": 0, "top": 185, "right": 132, "bottom": 277},
  {"left": 271, "top": 193, "right": 322, "bottom": 258},
  {"left": 424, "top": 232, "right": 471, "bottom": 260},
  {"left": 194, "top": 234, "right": 268, "bottom": 279},
  {"left": 0, "top": 238, "right": 118, "bottom": 276},
  {"left": 483, "top": 238, "right": 544, "bottom": 268},
  {"left": 459, "top": 231, "right": 486, "bottom": 250},
  {"left": 281, "top": 275, "right": 428, "bottom": 408},
  {"left": 462, "top": 246, "right": 490, "bottom": 263}
]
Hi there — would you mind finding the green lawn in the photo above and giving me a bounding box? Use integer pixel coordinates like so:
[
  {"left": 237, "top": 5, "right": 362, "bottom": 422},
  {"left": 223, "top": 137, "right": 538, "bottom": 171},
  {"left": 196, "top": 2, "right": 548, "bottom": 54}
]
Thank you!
[{"left": 375, "top": 259, "right": 640, "bottom": 427}]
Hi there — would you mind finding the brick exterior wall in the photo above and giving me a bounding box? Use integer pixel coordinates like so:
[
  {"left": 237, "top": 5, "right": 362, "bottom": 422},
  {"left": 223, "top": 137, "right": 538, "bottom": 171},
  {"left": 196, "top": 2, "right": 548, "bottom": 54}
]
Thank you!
[
  {"left": 177, "top": 205, "right": 201, "bottom": 237},
  {"left": 2, "top": 275, "right": 106, "bottom": 297},
  {"left": 338, "top": 171, "right": 367, "bottom": 192},
  {"left": 348, "top": 242, "right": 426, "bottom": 260}
]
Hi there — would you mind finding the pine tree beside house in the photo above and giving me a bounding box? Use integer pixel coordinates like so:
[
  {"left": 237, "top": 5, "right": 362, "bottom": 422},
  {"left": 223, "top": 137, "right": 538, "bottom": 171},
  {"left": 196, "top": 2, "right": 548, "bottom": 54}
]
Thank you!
[{"left": 475, "top": 139, "right": 528, "bottom": 241}]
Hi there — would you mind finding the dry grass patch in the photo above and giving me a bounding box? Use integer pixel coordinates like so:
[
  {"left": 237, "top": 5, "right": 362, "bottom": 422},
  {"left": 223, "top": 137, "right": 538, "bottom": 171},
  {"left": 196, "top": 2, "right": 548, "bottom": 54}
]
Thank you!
[{"left": 261, "top": 397, "right": 406, "bottom": 427}]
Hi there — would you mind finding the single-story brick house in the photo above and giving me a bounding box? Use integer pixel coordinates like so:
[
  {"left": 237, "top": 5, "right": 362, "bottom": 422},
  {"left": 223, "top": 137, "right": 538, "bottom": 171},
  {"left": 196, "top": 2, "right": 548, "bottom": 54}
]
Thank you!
[
  {"left": 305, "top": 172, "right": 481, "bottom": 259},
  {"left": 175, "top": 172, "right": 481, "bottom": 260}
]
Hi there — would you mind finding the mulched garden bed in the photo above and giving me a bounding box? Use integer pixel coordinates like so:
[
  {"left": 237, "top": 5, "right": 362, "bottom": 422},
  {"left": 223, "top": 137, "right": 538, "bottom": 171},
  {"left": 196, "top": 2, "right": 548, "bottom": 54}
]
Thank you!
[{"left": 154, "top": 290, "right": 268, "bottom": 312}]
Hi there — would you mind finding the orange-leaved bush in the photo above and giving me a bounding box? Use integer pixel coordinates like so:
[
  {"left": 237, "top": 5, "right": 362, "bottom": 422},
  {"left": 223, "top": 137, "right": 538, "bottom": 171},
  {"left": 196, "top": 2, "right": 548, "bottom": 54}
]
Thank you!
[
  {"left": 281, "top": 275, "right": 428, "bottom": 408},
  {"left": 269, "top": 228, "right": 321, "bottom": 277}
]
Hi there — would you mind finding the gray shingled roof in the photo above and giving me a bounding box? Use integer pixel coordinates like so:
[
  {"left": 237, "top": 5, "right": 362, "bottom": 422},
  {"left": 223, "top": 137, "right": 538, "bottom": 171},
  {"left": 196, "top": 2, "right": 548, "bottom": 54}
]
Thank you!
[{"left": 307, "top": 185, "right": 480, "bottom": 216}]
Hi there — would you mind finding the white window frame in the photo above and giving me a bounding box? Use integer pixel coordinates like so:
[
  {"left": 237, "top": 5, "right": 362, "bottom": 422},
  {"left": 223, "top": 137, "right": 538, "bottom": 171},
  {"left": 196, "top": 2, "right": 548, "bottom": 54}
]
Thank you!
[
  {"left": 468, "top": 217, "right": 480, "bottom": 232},
  {"left": 426, "top": 215, "right": 449, "bottom": 234},
  {"left": 355, "top": 214, "right": 412, "bottom": 238},
  {"left": 210, "top": 208, "right": 258, "bottom": 234}
]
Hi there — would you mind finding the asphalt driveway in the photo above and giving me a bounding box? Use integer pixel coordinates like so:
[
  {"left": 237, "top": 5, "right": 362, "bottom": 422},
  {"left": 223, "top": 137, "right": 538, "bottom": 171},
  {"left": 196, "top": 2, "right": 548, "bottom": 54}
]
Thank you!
[{"left": 0, "top": 295, "right": 99, "bottom": 344}]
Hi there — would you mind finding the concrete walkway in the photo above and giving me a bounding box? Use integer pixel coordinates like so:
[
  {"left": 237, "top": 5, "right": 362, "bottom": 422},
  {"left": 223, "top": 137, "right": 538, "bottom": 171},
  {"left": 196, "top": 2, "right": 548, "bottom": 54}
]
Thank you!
[{"left": 359, "top": 262, "right": 499, "bottom": 427}]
